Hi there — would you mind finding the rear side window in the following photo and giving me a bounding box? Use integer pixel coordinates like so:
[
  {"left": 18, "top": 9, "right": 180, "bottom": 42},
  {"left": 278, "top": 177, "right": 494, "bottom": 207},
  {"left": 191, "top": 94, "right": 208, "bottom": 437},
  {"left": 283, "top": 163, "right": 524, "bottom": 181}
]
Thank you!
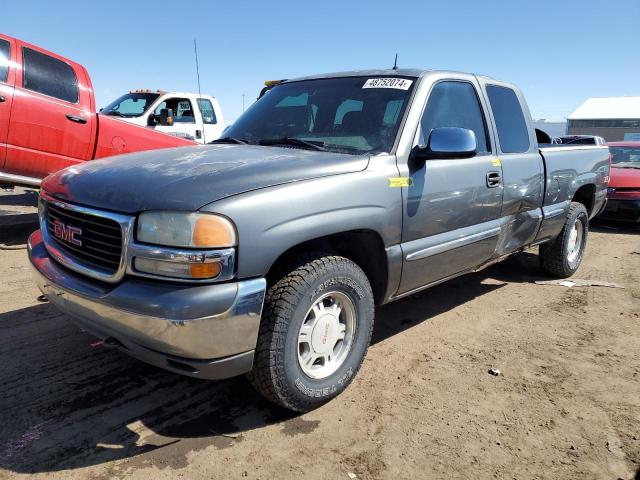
[
  {"left": 197, "top": 98, "right": 217, "bottom": 124},
  {"left": 23, "top": 47, "right": 78, "bottom": 103},
  {"left": 0, "top": 39, "right": 9, "bottom": 83},
  {"left": 486, "top": 85, "right": 529, "bottom": 153},
  {"left": 420, "top": 81, "right": 490, "bottom": 153}
]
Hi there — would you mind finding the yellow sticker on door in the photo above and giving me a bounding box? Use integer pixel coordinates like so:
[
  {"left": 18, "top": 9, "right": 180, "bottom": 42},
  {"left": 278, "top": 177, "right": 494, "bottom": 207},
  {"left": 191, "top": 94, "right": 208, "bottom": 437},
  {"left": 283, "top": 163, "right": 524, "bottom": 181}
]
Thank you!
[
  {"left": 492, "top": 158, "right": 502, "bottom": 167},
  {"left": 388, "top": 177, "right": 414, "bottom": 187}
]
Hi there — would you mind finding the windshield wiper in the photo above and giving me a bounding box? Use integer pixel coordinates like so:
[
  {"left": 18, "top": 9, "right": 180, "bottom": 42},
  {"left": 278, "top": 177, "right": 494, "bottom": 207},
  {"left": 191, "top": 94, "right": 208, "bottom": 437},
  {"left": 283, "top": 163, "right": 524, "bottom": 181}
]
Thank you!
[
  {"left": 258, "top": 137, "right": 327, "bottom": 151},
  {"left": 209, "top": 136, "right": 249, "bottom": 145},
  {"left": 103, "top": 110, "right": 124, "bottom": 117}
]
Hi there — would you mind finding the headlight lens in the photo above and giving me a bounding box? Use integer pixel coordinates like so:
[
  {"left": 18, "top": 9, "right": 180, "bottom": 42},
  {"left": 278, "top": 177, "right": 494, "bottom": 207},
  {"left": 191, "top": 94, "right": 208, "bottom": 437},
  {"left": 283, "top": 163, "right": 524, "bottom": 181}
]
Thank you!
[{"left": 137, "top": 211, "right": 237, "bottom": 248}]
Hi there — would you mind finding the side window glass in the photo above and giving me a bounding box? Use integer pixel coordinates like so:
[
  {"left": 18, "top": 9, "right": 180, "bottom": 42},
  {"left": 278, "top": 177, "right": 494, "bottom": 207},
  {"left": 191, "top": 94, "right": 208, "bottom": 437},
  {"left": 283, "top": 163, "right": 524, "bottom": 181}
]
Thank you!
[
  {"left": 334, "top": 99, "right": 363, "bottom": 128},
  {"left": 154, "top": 98, "right": 195, "bottom": 123},
  {"left": 273, "top": 92, "right": 315, "bottom": 133},
  {"left": 197, "top": 98, "right": 217, "bottom": 124},
  {"left": 276, "top": 92, "right": 308, "bottom": 107},
  {"left": 22, "top": 47, "right": 78, "bottom": 103},
  {"left": 420, "top": 81, "right": 489, "bottom": 153},
  {"left": 0, "top": 39, "right": 10, "bottom": 83},
  {"left": 383, "top": 99, "right": 405, "bottom": 126},
  {"left": 486, "top": 85, "right": 530, "bottom": 153}
]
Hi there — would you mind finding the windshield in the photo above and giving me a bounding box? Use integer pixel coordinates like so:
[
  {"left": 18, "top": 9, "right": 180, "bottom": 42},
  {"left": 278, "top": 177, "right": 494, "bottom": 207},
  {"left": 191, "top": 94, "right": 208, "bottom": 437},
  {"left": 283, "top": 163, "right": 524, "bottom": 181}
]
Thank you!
[
  {"left": 101, "top": 92, "right": 160, "bottom": 117},
  {"left": 610, "top": 146, "right": 640, "bottom": 168},
  {"left": 223, "top": 76, "right": 416, "bottom": 154}
]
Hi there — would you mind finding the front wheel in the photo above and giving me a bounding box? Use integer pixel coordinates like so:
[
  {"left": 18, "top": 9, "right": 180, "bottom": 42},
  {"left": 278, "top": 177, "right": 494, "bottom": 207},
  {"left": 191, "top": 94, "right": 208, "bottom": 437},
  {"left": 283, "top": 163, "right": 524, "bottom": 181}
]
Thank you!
[
  {"left": 539, "top": 202, "right": 589, "bottom": 278},
  {"left": 248, "top": 255, "right": 375, "bottom": 412}
]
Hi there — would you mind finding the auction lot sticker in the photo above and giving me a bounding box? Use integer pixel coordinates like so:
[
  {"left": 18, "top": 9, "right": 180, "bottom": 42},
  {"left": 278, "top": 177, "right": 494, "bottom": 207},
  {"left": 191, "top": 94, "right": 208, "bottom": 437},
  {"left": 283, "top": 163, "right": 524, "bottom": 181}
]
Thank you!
[{"left": 363, "top": 78, "right": 413, "bottom": 90}]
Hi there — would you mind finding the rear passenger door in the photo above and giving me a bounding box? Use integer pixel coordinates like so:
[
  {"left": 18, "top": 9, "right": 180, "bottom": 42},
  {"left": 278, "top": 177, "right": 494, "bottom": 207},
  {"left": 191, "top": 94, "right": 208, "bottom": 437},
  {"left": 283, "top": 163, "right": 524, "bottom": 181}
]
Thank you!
[
  {"left": 196, "top": 98, "right": 223, "bottom": 142},
  {"left": 480, "top": 80, "right": 544, "bottom": 254},
  {"left": 5, "top": 44, "right": 93, "bottom": 179},
  {"left": 0, "top": 36, "right": 15, "bottom": 169},
  {"left": 398, "top": 77, "right": 503, "bottom": 294}
]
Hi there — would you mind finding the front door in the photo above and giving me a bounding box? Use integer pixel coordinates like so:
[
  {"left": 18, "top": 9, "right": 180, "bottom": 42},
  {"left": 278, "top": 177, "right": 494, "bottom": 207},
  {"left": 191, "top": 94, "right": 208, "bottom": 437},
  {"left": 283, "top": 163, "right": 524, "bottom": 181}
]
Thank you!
[
  {"left": 0, "top": 37, "right": 15, "bottom": 168},
  {"left": 398, "top": 79, "right": 503, "bottom": 295},
  {"left": 153, "top": 97, "right": 201, "bottom": 141}
]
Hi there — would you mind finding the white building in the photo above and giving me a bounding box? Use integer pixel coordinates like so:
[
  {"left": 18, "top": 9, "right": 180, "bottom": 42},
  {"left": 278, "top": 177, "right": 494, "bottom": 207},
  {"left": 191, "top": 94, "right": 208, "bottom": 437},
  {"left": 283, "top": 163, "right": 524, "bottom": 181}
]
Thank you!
[{"left": 567, "top": 96, "right": 640, "bottom": 141}]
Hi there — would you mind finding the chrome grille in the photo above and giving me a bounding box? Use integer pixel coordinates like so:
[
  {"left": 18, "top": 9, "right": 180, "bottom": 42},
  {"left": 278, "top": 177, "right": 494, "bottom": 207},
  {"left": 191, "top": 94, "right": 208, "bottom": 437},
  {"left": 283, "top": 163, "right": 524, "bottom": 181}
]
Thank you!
[
  {"left": 44, "top": 202, "right": 123, "bottom": 274},
  {"left": 38, "top": 193, "right": 235, "bottom": 285}
]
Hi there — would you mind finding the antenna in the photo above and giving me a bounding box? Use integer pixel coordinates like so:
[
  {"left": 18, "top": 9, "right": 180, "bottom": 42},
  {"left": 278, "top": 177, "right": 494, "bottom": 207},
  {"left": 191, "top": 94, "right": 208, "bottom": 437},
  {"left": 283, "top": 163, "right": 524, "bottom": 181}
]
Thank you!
[
  {"left": 392, "top": 53, "right": 398, "bottom": 70},
  {"left": 193, "top": 39, "right": 205, "bottom": 144}
]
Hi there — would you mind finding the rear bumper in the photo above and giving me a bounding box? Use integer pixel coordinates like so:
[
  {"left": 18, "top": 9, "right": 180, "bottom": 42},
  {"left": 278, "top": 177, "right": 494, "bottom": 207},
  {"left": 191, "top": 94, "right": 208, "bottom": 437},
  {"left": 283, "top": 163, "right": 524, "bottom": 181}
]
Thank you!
[
  {"left": 28, "top": 229, "right": 267, "bottom": 379},
  {"left": 598, "top": 199, "right": 640, "bottom": 223}
]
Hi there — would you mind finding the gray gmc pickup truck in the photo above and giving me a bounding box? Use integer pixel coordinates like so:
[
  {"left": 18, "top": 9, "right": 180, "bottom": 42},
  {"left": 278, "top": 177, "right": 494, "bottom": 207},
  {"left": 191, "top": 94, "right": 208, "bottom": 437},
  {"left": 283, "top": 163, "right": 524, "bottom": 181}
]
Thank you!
[{"left": 28, "top": 69, "right": 610, "bottom": 412}]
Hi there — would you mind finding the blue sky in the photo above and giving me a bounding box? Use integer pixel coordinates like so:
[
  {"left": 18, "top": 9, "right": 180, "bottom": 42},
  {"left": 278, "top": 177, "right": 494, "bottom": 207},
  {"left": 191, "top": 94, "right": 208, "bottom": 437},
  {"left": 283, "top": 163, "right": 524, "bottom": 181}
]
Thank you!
[{"left": 3, "top": 0, "right": 639, "bottom": 122}]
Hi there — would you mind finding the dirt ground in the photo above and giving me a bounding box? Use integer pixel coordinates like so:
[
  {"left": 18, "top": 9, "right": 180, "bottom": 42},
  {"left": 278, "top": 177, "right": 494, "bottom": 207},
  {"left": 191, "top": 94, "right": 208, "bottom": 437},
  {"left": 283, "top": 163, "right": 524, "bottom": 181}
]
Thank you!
[{"left": 1, "top": 198, "right": 639, "bottom": 479}]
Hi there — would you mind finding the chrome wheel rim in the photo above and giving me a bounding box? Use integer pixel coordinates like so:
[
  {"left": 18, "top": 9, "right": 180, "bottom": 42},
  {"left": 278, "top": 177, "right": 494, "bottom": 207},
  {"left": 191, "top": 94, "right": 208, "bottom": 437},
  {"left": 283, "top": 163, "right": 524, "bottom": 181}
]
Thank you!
[
  {"left": 297, "top": 291, "right": 357, "bottom": 379},
  {"left": 567, "top": 219, "right": 584, "bottom": 265}
]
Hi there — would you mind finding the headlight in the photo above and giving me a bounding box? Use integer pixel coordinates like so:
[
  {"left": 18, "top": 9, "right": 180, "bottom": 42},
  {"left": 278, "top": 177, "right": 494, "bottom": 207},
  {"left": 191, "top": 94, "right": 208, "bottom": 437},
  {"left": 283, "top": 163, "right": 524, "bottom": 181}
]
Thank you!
[
  {"left": 134, "top": 211, "right": 236, "bottom": 281},
  {"left": 137, "top": 211, "right": 237, "bottom": 248}
]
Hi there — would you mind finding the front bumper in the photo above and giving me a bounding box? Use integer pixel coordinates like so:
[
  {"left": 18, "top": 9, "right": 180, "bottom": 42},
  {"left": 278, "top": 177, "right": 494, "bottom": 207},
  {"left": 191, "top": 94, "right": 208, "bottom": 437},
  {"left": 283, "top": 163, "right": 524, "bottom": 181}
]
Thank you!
[
  {"left": 28, "top": 230, "right": 267, "bottom": 379},
  {"left": 598, "top": 199, "right": 640, "bottom": 223}
]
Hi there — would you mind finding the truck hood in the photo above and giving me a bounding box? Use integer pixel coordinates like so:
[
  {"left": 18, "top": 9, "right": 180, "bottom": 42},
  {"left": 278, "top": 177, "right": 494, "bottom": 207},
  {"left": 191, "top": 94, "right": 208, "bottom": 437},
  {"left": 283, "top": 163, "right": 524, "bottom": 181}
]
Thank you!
[
  {"left": 609, "top": 166, "right": 640, "bottom": 188},
  {"left": 42, "top": 144, "right": 369, "bottom": 213}
]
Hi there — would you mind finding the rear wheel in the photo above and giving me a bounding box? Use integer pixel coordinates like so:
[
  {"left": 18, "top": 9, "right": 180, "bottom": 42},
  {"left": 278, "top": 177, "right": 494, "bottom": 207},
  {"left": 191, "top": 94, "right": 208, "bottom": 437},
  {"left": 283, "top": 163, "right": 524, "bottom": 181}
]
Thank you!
[
  {"left": 539, "top": 202, "right": 589, "bottom": 278},
  {"left": 248, "top": 255, "right": 374, "bottom": 412}
]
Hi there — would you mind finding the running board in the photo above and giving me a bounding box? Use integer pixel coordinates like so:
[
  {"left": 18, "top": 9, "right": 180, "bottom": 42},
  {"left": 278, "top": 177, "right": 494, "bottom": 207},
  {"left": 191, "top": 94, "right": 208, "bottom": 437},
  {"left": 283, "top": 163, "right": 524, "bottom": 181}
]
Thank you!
[{"left": 0, "top": 171, "right": 42, "bottom": 187}]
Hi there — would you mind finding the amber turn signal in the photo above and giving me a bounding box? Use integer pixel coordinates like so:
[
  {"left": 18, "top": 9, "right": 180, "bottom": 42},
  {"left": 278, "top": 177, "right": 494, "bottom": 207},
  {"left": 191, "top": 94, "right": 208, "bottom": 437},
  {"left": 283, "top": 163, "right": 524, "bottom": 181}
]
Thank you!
[
  {"left": 192, "top": 215, "right": 237, "bottom": 248},
  {"left": 189, "top": 262, "right": 222, "bottom": 279}
]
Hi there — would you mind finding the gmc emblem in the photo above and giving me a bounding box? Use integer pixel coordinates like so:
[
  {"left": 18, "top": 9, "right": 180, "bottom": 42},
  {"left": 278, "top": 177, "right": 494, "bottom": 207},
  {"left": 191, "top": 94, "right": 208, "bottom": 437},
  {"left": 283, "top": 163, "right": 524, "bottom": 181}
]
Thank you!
[{"left": 53, "top": 219, "right": 83, "bottom": 246}]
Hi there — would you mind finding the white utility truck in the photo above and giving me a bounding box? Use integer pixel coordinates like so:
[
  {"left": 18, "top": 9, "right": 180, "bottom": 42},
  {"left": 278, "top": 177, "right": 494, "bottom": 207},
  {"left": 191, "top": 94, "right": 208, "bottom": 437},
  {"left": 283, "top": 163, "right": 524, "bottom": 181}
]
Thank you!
[{"left": 101, "top": 90, "right": 225, "bottom": 143}]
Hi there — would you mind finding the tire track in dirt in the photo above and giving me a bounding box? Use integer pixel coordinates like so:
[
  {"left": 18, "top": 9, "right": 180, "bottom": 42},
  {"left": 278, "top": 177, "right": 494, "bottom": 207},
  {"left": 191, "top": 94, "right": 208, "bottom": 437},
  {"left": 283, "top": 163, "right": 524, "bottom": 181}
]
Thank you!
[
  {"left": 0, "top": 309, "right": 291, "bottom": 475},
  {"left": 0, "top": 227, "right": 638, "bottom": 479}
]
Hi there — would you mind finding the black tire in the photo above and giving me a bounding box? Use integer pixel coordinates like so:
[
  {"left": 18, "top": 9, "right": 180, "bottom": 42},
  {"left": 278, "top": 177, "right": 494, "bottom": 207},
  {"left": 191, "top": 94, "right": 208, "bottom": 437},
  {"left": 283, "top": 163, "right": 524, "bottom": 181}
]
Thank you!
[
  {"left": 248, "top": 255, "right": 375, "bottom": 412},
  {"left": 539, "top": 202, "right": 589, "bottom": 278}
]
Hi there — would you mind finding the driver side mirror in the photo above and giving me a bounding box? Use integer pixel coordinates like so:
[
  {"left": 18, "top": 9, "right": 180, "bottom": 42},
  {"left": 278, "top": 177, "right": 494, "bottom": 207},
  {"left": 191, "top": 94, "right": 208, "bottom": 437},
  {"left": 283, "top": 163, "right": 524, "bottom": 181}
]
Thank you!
[
  {"left": 411, "top": 127, "right": 477, "bottom": 161},
  {"left": 158, "top": 108, "right": 174, "bottom": 126}
]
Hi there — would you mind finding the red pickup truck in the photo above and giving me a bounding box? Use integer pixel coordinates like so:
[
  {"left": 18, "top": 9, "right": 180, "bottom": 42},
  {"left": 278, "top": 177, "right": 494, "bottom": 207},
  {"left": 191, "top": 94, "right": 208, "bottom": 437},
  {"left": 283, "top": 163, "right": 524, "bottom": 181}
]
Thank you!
[
  {"left": 0, "top": 33, "right": 193, "bottom": 187},
  {"left": 598, "top": 141, "right": 640, "bottom": 223}
]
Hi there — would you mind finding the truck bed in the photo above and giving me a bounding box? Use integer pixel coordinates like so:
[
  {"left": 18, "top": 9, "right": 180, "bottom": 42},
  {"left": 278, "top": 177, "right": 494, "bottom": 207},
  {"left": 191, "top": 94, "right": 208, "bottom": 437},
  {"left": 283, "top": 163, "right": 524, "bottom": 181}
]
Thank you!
[{"left": 534, "top": 144, "right": 609, "bottom": 242}]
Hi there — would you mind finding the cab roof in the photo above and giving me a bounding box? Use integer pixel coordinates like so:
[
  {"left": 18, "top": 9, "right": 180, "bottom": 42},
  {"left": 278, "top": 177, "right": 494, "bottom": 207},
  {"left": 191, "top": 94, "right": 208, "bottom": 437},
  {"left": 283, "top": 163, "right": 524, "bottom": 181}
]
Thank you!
[
  {"left": 128, "top": 90, "right": 217, "bottom": 99},
  {"left": 285, "top": 68, "right": 503, "bottom": 83}
]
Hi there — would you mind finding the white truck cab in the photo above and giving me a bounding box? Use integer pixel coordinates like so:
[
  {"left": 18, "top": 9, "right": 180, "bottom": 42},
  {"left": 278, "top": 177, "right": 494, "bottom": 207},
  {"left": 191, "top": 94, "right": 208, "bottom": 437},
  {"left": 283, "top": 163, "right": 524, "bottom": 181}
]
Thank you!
[{"left": 100, "top": 90, "right": 225, "bottom": 143}]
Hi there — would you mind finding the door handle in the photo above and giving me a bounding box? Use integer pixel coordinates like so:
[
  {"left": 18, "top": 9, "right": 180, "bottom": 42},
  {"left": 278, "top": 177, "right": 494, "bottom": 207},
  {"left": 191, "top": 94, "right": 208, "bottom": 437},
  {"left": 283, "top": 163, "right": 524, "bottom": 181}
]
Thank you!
[
  {"left": 0, "top": 95, "right": 5, "bottom": 103},
  {"left": 486, "top": 171, "right": 502, "bottom": 188},
  {"left": 66, "top": 114, "right": 87, "bottom": 124}
]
